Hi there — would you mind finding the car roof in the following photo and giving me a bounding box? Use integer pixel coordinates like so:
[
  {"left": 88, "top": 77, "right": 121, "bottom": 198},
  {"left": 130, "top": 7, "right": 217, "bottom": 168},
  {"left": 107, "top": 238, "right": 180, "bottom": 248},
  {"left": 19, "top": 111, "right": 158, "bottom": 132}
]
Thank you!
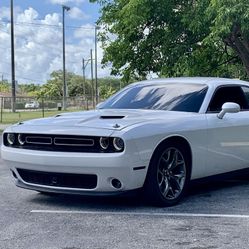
[{"left": 131, "top": 77, "right": 249, "bottom": 88}]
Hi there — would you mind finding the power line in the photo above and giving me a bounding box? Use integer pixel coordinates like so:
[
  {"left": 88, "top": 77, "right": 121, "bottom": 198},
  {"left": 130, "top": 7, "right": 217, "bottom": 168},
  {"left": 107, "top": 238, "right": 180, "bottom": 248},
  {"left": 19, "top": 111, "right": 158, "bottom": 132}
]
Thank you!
[
  {"left": 0, "top": 71, "right": 45, "bottom": 83},
  {"left": 0, "top": 28, "right": 63, "bottom": 52},
  {"left": 0, "top": 26, "right": 95, "bottom": 54},
  {"left": 0, "top": 60, "right": 51, "bottom": 76},
  {"left": 0, "top": 27, "right": 9, "bottom": 33},
  {"left": 0, "top": 20, "right": 95, "bottom": 30},
  {"left": 0, "top": 46, "right": 10, "bottom": 50}
]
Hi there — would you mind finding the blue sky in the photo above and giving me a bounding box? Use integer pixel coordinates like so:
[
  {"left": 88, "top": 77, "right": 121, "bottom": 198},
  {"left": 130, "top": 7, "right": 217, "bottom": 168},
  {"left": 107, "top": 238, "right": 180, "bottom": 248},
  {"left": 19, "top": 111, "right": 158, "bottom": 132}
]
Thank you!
[
  {"left": 0, "top": 0, "right": 110, "bottom": 84},
  {"left": 2, "top": 0, "right": 100, "bottom": 22}
]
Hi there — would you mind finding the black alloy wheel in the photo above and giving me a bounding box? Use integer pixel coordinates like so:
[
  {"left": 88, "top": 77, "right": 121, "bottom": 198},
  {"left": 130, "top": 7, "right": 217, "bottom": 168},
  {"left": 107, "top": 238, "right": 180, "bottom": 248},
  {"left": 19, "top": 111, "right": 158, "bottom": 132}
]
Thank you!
[{"left": 144, "top": 141, "right": 191, "bottom": 206}]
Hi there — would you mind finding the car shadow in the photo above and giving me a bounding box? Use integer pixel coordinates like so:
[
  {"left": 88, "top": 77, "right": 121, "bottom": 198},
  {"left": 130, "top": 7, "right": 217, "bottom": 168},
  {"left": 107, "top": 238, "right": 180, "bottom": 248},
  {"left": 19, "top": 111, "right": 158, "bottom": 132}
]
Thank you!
[
  {"left": 29, "top": 191, "right": 146, "bottom": 210},
  {"left": 26, "top": 173, "right": 249, "bottom": 212},
  {"left": 189, "top": 173, "right": 249, "bottom": 195}
]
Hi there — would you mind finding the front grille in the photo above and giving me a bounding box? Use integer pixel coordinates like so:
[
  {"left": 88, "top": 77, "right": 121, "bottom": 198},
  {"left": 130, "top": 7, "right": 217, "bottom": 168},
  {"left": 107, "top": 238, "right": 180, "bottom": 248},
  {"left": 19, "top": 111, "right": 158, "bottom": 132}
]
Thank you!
[
  {"left": 17, "top": 168, "right": 97, "bottom": 189},
  {"left": 3, "top": 133, "right": 124, "bottom": 153},
  {"left": 4, "top": 134, "right": 101, "bottom": 152},
  {"left": 54, "top": 137, "right": 94, "bottom": 146},
  {"left": 26, "top": 136, "right": 52, "bottom": 145}
]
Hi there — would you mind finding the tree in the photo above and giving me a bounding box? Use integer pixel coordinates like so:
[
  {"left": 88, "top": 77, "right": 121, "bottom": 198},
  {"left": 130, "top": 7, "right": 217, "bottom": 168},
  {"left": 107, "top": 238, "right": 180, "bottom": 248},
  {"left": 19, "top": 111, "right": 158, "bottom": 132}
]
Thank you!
[
  {"left": 18, "top": 83, "right": 41, "bottom": 96},
  {"left": 36, "top": 70, "right": 89, "bottom": 99},
  {"left": 99, "top": 84, "right": 116, "bottom": 99},
  {"left": 90, "top": 0, "right": 249, "bottom": 80},
  {"left": 36, "top": 70, "right": 64, "bottom": 99},
  {"left": 36, "top": 70, "right": 122, "bottom": 99},
  {"left": 206, "top": 0, "right": 249, "bottom": 76},
  {"left": 0, "top": 82, "right": 10, "bottom": 93}
]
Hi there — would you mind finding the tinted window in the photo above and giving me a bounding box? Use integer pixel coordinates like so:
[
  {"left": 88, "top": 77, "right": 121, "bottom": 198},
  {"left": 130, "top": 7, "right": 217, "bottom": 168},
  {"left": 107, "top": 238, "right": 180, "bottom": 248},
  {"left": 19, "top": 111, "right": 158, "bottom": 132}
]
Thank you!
[
  {"left": 208, "top": 86, "right": 249, "bottom": 112},
  {"left": 241, "top": 86, "right": 249, "bottom": 109},
  {"left": 101, "top": 83, "right": 208, "bottom": 112}
]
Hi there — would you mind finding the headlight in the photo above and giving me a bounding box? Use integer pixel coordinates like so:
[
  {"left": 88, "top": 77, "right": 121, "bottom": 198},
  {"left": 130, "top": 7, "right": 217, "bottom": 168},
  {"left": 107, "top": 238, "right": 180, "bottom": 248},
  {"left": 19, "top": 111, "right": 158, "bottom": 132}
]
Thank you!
[
  {"left": 99, "top": 137, "right": 109, "bottom": 150},
  {"left": 18, "top": 134, "right": 25, "bottom": 145},
  {"left": 113, "top": 137, "right": 124, "bottom": 151},
  {"left": 7, "top": 133, "right": 15, "bottom": 145}
]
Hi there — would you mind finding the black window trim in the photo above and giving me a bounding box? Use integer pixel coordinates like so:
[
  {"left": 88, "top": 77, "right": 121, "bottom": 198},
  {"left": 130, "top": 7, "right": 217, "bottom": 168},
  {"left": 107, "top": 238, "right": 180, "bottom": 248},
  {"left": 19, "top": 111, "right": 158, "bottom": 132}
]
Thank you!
[{"left": 206, "top": 84, "right": 249, "bottom": 114}]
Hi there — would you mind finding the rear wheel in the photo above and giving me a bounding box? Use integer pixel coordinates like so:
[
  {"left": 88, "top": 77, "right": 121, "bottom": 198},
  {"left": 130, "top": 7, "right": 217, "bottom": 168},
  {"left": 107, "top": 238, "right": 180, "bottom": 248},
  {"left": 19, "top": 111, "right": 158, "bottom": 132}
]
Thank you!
[{"left": 144, "top": 141, "right": 191, "bottom": 206}]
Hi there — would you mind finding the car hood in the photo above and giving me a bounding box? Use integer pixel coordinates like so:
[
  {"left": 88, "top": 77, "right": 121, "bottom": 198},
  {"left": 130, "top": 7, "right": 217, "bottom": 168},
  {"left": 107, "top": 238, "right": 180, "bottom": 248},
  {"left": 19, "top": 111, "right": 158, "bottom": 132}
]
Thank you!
[{"left": 7, "top": 109, "right": 196, "bottom": 135}]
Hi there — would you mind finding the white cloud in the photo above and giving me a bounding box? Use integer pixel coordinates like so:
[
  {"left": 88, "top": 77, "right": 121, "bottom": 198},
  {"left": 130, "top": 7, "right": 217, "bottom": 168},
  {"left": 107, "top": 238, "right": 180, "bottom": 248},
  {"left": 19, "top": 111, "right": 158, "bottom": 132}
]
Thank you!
[
  {"left": 68, "top": 7, "right": 89, "bottom": 20},
  {"left": 0, "top": 7, "right": 111, "bottom": 85},
  {"left": 16, "top": 7, "right": 39, "bottom": 22},
  {"left": 74, "top": 24, "right": 95, "bottom": 39},
  {"left": 0, "top": 6, "right": 22, "bottom": 21},
  {"left": 0, "top": 7, "right": 10, "bottom": 20},
  {"left": 0, "top": 26, "right": 11, "bottom": 81},
  {"left": 41, "top": 13, "right": 61, "bottom": 25},
  {"left": 1, "top": 7, "right": 63, "bottom": 83},
  {"left": 49, "top": 0, "right": 85, "bottom": 6}
]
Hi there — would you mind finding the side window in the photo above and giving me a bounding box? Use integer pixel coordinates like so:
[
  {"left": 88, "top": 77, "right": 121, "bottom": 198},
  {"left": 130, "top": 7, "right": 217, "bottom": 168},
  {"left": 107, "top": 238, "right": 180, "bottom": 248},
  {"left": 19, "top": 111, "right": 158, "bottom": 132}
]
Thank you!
[
  {"left": 208, "top": 86, "right": 248, "bottom": 112},
  {"left": 241, "top": 86, "right": 249, "bottom": 110}
]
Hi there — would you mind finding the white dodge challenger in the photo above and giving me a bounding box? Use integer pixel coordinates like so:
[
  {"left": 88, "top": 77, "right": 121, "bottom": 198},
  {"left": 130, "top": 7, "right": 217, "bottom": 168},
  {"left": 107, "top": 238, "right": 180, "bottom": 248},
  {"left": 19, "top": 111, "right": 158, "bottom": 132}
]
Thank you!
[{"left": 2, "top": 77, "right": 249, "bottom": 206}]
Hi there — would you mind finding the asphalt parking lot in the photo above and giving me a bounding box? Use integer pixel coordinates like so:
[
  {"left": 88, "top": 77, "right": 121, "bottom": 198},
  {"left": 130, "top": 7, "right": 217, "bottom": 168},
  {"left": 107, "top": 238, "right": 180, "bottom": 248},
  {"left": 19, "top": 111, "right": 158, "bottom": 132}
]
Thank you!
[{"left": 1, "top": 156, "right": 249, "bottom": 248}]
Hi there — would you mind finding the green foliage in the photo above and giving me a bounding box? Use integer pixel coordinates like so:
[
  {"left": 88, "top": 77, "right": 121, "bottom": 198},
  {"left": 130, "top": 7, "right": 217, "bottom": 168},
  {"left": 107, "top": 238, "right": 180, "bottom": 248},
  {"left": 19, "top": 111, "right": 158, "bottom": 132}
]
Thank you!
[
  {"left": 35, "top": 70, "right": 122, "bottom": 100},
  {"left": 0, "top": 82, "right": 11, "bottom": 93},
  {"left": 36, "top": 70, "right": 64, "bottom": 99},
  {"left": 207, "top": 0, "right": 249, "bottom": 38},
  {"left": 36, "top": 70, "right": 90, "bottom": 99},
  {"left": 99, "top": 85, "right": 116, "bottom": 99},
  {"left": 91, "top": 0, "right": 249, "bottom": 80},
  {"left": 0, "top": 73, "right": 123, "bottom": 100},
  {"left": 98, "top": 77, "right": 122, "bottom": 98},
  {"left": 18, "top": 83, "right": 41, "bottom": 97}
]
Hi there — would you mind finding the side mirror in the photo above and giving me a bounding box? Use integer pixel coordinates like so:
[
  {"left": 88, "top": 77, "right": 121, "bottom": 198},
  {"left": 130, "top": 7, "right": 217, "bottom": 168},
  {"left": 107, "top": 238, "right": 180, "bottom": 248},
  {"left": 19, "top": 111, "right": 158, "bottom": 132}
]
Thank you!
[{"left": 217, "top": 102, "right": 240, "bottom": 119}]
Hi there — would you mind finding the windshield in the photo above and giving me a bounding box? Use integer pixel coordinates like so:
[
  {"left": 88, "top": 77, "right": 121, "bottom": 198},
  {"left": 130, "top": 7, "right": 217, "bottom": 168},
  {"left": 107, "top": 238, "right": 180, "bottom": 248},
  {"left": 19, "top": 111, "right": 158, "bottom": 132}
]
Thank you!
[{"left": 100, "top": 83, "right": 208, "bottom": 112}]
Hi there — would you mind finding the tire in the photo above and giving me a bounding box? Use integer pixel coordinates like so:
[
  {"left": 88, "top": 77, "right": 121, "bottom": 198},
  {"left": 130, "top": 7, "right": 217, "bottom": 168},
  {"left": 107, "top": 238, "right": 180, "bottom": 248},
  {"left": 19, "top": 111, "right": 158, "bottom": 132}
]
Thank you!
[{"left": 144, "top": 141, "right": 191, "bottom": 206}]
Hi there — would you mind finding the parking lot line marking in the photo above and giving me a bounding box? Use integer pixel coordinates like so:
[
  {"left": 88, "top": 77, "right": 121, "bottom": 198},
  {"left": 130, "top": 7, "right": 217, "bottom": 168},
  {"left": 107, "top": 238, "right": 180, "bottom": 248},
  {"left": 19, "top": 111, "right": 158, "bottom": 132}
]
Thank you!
[{"left": 30, "top": 210, "right": 249, "bottom": 218}]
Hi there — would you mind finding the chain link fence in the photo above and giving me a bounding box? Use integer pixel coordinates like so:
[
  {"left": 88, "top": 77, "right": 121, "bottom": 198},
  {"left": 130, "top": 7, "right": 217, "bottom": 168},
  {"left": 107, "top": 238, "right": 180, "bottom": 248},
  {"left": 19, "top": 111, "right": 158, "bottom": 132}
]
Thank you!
[{"left": 0, "top": 96, "right": 101, "bottom": 124}]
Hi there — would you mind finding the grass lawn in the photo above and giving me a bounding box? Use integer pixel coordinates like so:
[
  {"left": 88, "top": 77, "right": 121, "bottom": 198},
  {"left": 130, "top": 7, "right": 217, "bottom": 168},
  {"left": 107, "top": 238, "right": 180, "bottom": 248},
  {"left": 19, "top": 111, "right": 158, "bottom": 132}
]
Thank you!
[{"left": 0, "top": 109, "right": 81, "bottom": 124}]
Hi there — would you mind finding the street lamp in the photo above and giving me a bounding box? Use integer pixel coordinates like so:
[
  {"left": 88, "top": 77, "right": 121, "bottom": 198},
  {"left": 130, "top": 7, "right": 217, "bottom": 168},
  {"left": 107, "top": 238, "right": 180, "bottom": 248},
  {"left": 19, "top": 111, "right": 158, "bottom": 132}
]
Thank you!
[{"left": 62, "top": 5, "right": 70, "bottom": 110}]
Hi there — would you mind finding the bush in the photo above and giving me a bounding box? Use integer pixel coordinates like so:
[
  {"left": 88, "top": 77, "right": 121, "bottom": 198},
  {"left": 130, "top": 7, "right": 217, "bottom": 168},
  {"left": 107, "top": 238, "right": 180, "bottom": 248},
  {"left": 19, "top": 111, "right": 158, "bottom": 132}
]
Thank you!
[{"left": 15, "top": 102, "right": 25, "bottom": 110}]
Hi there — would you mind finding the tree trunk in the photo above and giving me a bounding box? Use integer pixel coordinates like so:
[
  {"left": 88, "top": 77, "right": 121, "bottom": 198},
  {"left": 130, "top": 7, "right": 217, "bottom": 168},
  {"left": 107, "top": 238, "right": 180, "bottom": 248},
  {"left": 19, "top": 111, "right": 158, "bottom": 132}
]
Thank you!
[{"left": 224, "top": 24, "right": 249, "bottom": 77}]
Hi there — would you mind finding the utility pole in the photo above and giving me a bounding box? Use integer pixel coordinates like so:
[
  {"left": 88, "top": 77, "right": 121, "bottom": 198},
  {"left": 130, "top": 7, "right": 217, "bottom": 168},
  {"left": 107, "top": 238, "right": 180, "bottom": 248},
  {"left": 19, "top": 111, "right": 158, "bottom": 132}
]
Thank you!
[
  {"left": 62, "top": 5, "right": 70, "bottom": 110},
  {"left": 10, "top": 0, "right": 16, "bottom": 112},
  {"left": 94, "top": 25, "right": 99, "bottom": 104},
  {"left": 90, "top": 49, "right": 95, "bottom": 108},
  {"left": 82, "top": 58, "right": 90, "bottom": 97},
  {"left": 82, "top": 58, "right": 86, "bottom": 97}
]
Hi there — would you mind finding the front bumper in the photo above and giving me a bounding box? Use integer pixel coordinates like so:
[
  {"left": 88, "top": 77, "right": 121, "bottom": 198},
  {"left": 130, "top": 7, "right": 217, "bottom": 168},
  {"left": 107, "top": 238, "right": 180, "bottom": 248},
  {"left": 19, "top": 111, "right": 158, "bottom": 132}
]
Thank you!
[
  {"left": 15, "top": 179, "right": 142, "bottom": 196},
  {"left": 2, "top": 145, "right": 148, "bottom": 194}
]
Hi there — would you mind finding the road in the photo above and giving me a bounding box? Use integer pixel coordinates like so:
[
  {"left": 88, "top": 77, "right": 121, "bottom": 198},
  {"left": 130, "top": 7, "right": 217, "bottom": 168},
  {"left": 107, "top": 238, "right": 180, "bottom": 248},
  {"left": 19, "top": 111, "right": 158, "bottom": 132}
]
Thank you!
[{"left": 1, "top": 150, "right": 249, "bottom": 248}]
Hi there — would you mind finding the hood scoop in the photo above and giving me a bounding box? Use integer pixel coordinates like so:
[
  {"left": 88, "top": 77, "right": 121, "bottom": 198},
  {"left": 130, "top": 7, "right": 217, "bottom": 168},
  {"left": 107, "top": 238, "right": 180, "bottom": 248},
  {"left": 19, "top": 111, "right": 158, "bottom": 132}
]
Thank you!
[{"left": 100, "top": 115, "right": 125, "bottom": 119}]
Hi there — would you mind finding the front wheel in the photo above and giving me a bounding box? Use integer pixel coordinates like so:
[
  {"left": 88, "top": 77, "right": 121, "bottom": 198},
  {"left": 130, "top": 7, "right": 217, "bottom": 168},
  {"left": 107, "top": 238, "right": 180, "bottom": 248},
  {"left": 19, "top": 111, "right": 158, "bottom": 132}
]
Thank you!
[{"left": 144, "top": 142, "right": 191, "bottom": 206}]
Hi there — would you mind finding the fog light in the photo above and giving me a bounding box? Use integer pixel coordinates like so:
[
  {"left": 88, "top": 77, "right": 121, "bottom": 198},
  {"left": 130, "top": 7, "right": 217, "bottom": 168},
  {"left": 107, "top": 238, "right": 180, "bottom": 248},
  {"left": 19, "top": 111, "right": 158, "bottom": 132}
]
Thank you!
[
  {"left": 111, "top": 178, "right": 122, "bottom": 189},
  {"left": 7, "top": 133, "right": 15, "bottom": 145},
  {"left": 99, "top": 137, "right": 109, "bottom": 150},
  {"left": 18, "top": 134, "right": 25, "bottom": 145},
  {"left": 113, "top": 137, "right": 124, "bottom": 151}
]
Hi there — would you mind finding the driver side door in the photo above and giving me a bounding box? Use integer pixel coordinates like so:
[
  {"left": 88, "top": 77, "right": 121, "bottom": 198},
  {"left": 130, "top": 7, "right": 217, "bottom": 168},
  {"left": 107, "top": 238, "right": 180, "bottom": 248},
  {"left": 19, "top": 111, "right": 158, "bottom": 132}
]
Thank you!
[{"left": 205, "top": 85, "right": 249, "bottom": 176}]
